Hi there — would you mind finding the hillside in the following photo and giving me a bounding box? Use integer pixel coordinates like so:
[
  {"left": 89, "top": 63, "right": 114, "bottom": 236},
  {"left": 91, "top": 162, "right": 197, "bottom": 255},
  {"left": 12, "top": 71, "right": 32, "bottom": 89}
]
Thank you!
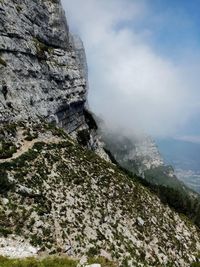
[{"left": 0, "top": 122, "right": 200, "bottom": 267}]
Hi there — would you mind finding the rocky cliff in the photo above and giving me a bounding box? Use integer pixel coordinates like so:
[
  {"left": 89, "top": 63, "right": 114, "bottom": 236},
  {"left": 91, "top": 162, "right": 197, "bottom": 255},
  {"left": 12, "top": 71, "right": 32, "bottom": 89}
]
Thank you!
[{"left": 0, "top": 0, "right": 88, "bottom": 134}]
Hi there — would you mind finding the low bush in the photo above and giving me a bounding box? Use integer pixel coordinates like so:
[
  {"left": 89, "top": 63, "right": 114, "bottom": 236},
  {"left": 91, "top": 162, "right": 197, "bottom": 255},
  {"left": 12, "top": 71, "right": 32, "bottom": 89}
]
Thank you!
[
  {"left": 0, "top": 256, "right": 117, "bottom": 267},
  {"left": 77, "top": 129, "right": 90, "bottom": 146},
  {"left": 0, "top": 140, "right": 17, "bottom": 159},
  {"left": 0, "top": 169, "right": 14, "bottom": 194}
]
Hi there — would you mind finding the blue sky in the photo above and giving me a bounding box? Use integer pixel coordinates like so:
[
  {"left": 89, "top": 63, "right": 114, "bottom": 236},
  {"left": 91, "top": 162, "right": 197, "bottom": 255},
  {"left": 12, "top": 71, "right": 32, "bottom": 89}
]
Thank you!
[
  {"left": 141, "top": 0, "right": 200, "bottom": 58},
  {"left": 62, "top": 0, "right": 200, "bottom": 141}
]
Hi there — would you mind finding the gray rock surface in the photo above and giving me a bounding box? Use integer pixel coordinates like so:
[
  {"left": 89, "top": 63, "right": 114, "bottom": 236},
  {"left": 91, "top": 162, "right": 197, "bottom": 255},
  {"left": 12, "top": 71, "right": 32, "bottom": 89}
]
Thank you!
[
  {"left": 0, "top": 236, "right": 39, "bottom": 258},
  {"left": 0, "top": 0, "right": 87, "bottom": 134},
  {"left": 70, "top": 34, "right": 89, "bottom": 92}
]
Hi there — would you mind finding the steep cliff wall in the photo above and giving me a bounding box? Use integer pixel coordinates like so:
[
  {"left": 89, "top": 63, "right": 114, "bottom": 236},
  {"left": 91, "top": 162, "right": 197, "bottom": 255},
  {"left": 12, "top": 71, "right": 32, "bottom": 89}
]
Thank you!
[{"left": 0, "top": 0, "right": 88, "bottom": 134}]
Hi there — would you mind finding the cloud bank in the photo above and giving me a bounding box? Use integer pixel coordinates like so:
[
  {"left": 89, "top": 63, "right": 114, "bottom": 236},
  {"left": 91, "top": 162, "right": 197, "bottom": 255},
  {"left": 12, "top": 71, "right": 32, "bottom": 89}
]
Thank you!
[{"left": 62, "top": 0, "right": 200, "bottom": 137}]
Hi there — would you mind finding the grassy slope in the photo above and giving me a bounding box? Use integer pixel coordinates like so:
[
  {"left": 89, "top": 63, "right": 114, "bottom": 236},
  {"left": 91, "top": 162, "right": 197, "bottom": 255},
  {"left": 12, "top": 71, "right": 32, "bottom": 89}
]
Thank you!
[
  {"left": 0, "top": 256, "right": 77, "bottom": 267},
  {"left": 0, "top": 255, "right": 117, "bottom": 267}
]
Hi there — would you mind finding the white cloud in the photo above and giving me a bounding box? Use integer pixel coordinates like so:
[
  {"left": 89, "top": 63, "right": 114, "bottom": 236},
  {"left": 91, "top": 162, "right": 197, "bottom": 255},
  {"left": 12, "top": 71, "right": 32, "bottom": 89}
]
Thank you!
[{"left": 62, "top": 0, "right": 200, "bottom": 137}]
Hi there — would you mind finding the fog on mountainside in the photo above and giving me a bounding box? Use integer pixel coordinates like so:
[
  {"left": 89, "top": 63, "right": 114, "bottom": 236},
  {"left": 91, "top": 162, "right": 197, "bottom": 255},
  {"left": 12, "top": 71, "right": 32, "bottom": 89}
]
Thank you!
[
  {"left": 63, "top": 0, "right": 200, "bottom": 195},
  {"left": 63, "top": 0, "right": 200, "bottom": 138}
]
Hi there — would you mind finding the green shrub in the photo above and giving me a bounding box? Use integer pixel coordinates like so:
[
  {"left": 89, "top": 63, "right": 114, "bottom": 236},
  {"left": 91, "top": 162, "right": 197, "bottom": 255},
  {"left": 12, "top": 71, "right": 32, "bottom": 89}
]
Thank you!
[
  {"left": 0, "top": 139, "right": 17, "bottom": 159},
  {"left": 87, "top": 246, "right": 100, "bottom": 257},
  {"left": 16, "top": 5, "right": 22, "bottom": 12},
  {"left": 191, "top": 254, "right": 200, "bottom": 266},
  {"left": 34, "top": 38, "right": 52, "bottom": 60},
  {"left": 77, "top": 129, "right": 90, "bottom": 147},
  {"left": 191, "top": 262, "right": 200, "bottom": 267},
  {"left": 0, "top": 169, "right": 14, "bottom": 194},
  {"left": 0, "top": 226, "right": 12, "bottom": 237},
  {"left": 24, "top": 129, "right": 38, "bottom": 141},
  {"left": 1, "top": 123, "right": 17, "bottom": 136}
]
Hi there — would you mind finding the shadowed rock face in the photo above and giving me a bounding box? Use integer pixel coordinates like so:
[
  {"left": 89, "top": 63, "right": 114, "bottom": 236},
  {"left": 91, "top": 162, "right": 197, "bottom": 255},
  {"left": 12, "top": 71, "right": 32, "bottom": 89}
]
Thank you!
[{"left": 0, "top": 0, "right": 88, "bottom": 134}]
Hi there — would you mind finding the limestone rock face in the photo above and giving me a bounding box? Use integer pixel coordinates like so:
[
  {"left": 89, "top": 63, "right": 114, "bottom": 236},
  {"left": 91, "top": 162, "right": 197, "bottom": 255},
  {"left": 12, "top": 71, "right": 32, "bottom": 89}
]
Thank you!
[
  {"left": 70, "top": 34, "right": 89, "bottom": 91},
  {"left": 120, "top": 135, "right": 164, "bottom": 173},
  {"left": 0, "top": 0, "right": 88, "bottom": 134},
  {"left": 101, "top": 127, "right": 164, "bottom": 174}
]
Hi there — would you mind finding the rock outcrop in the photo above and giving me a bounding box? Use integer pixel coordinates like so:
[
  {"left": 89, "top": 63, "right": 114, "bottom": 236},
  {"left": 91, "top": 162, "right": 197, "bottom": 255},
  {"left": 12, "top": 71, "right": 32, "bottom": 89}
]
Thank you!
[{"left": 0, "top": 0, "right": 88, "bottom": 134}]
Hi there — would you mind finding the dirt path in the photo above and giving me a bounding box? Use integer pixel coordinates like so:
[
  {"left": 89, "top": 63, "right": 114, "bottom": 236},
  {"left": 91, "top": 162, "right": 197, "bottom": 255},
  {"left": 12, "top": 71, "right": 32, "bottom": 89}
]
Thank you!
[{"left": 0, "top": 136, "right": 62, "bottom": 164}]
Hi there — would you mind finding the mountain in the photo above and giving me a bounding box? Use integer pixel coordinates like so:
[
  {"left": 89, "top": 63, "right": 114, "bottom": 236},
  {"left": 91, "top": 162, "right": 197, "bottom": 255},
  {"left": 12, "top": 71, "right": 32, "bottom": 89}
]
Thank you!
[
  {"left": 102, "top": 131, "right": 164, "bottom": 175},
  {"left": 1, "top": 0, "right": 200, "bottom": 266},
  {"left": 100, "top": 127, "right": 190, "bottom": 190}
]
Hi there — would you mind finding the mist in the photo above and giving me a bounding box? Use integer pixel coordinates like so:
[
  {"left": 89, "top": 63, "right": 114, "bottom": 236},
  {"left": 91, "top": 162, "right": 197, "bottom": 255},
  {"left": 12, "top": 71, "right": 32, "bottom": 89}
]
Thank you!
[{"left": 62, "top": 0, "right": 200, "bottom": 138}]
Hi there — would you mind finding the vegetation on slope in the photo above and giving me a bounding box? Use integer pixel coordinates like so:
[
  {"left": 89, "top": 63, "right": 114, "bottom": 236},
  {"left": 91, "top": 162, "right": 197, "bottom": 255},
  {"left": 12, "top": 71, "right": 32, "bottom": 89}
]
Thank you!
[
  {"left": 0, "top": 256, "right": 77, "bottom": 267},
  {"left": 105, "top": 143, "right": 200, "bottom": 227},
  {"left": 103, "top": 134, "right": 200, "bottom": 230},
  {"left": 117, "top": 165, "right": 200, "bottom": 229},
  {"left": 0, "top": 255, "right": 117, "bottom": 267},
  {"left": 191, "top": 254, "right": 200, "bottom": 266},
  {"left": 0, "top": 122, "right": 200, "bottom": 266}
]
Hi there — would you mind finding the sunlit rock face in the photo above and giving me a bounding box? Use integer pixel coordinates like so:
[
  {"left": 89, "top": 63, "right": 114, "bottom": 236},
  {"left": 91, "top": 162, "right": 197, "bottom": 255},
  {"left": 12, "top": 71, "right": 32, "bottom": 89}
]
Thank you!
[{"left": 0, "top": 0, "right": 88, "bottom": 134}]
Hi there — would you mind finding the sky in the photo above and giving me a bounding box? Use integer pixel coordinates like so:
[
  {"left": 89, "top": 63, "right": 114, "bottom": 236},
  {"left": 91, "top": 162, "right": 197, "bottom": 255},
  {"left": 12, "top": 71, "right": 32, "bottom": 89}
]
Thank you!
[{"left": 61, "top": 0, "right": 200, "bottom": 141}]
